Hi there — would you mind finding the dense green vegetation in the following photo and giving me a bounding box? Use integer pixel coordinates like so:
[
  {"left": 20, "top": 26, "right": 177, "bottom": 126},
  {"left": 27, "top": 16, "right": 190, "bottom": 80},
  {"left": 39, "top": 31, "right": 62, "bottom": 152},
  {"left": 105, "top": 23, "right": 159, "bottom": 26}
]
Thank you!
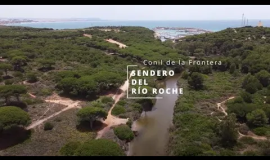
[
  {"left": 2, "top": 24, "right": 270, "bottom": 156},
  {"left": 113, "top": 125, "right": 134, "bottom": 142},
  {"left": 0, "top": 26, "right": 174, "bottom": 155},
  {"left": 60, "top": 141, "right": 81, "bottom": 156},
  {"left": 77, "top": 107, "right": 107, "bottom": 129},
  {"left": 169, "top": 26, "right": 270, "bottom": 156},
  {"left": 0, "top": 106, "right": 31, "bottom": 130},
  {"left": 74, "top": 139, "right": 125, "bottom": 156},
  {"left": 0, "top": 26, "right": 179, "bottom": 101}
]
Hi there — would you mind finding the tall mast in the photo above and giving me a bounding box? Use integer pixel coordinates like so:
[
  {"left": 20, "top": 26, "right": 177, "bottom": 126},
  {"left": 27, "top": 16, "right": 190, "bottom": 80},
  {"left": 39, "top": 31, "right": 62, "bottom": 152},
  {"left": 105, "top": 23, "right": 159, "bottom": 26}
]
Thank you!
[{"left": 241, "top": 13, "right": 244, "bottom": 27}]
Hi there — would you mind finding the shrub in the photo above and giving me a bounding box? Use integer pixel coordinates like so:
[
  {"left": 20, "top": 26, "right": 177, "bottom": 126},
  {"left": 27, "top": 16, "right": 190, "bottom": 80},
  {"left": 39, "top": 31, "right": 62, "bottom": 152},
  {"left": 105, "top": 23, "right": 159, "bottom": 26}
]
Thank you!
[
  {"left": 12, "top": 71, "right": 23, "bottom": 78},
  {"left": 233, "top": 97, "right": 244, "bottom": 104},
  {"left": 113, "top": 125, "right": 134, "bottom": 141},
  {"left": 217, "top": 114, "right": 238, "bottom": 147},
  {"left": 131, "top": 103, "right": 143, "bottom": 113},
  {"left": 245, "top": 84, "right": 258, "bottom": 94},
  {"left": 111, "top": 105, "right": 126, "bottom": 116},
  {"left": 40, "top": 88, "right": 52, "bottom": 96},
  {"left": 188, "top": 72, "right": 204, "bottom": 90},
  {"left": 253, "top": 127, "right": 270, "bottom": 136},
  {"left": 219, "top": 149, "right": 237, "bottom": 156},
  {"left": 26, "top": 72, "right": 38, "bottom": 83},
  {"left": 176, "top": 145, "right": 204, "bottom": 156},
  {"left": 246, "top": 109, "right": 268, "bottom": 127},
  {"left": 100, "top": 96, "right": 114, "bottom": 104},
  {"left": 240, "top": 92, "right": 252, "bottom": 103},
  {"left": 242, "top": 74, "right": 262, "bottom": 94},
  {"left": 117, "top": 100, "right": 127, "bottom": 106},
  {"left": 0, "top": 106, "right": 31, "bottom": 129},
  {"left": 126, "top": 119, "right": 132, "bottom": 128},
  {"left": 23, "top": 98, "right": 44, "bottom": 105},
  {"left": 90, "top": 101, "right": 104, "bottom": 108},
  {"left": 4, "top": 79, "right": 14, "bottom": 85},
  {"left": 60, "top": 141, "right": 81, "bottom": 156},
  {"left": 44, "top": 122, "right": 54, "bottom": 131},
  {"left": 181, "top": 70, "right": 189, "bottom": 79},
  {"left": 239, "top": 124, "right": 249, "bottom": 135},
  {"left": 229, "top": 63, "right": 236, "bottom": 74},
  {"left": 239, "top": 137, "right": 256, "bottom": 145},
  {"left": 77, "top": 107, "right": 107, "bottom": 129},
  {"left": 255, "top": 70, "right": 270, "bottom": 87},
  {"left": 75, "top": 139, "right": 125, "bottom": 156},
  {"left": 243, "top": 150, "right": 261, "bottom": 156}
]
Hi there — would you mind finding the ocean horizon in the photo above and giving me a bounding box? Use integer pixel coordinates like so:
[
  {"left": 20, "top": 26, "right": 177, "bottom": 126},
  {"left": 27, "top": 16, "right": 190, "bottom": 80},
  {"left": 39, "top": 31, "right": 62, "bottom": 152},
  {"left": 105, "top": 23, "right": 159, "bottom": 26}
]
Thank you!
[{"left": 5, "top": 19, "right": 270, "bottom": 31}]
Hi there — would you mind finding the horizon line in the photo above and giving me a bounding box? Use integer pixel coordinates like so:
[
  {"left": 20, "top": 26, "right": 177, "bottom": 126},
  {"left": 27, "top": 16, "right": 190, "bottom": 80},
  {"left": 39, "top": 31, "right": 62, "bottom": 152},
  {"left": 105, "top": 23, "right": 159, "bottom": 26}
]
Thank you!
[{"left": 1, "top": 18, "right": 270, "bottom": 21}]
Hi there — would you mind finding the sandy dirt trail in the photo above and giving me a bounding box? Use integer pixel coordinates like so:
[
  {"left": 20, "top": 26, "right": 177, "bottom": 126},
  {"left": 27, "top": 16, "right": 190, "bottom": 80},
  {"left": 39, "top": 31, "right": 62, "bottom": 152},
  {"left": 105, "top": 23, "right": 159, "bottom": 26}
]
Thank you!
[
  {"left": 83, "top": 34, "right": 127, "bottom": 49},
  {"left": 216, "top": 97, "right": 235, "bottom": 116},
  {"left": 27, "top": 73, "right": 131, "bottom": 133},
  {"left": 27, "top": 93, "right": 36, "bottom": 98},
  {"left": 105, "top": 39, "right": 127, "bottom": 49},
  {"left": 83, "top": 34, "right": 92, "bottom": 38},
  {"left": 215, "top": 96, "right": 267, "bottom": 140},
  {"left": 96, "top": 79, "right": 130, "bottom": 139},
  {"left": 26, "top": 94, "right": 81, "bottom": 130}
]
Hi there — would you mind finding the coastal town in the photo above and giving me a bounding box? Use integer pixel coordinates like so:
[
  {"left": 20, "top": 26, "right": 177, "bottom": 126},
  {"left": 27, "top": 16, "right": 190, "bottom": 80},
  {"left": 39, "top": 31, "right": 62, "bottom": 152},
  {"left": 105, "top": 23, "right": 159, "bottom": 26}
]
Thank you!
[{"left": 154, "top": 27, "right": 212, "bottom": 42}]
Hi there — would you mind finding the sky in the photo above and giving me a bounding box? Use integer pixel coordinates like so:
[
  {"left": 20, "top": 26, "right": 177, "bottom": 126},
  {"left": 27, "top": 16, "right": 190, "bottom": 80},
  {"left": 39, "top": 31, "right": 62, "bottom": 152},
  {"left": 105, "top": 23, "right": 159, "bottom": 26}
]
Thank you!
[{"left": 1, "top": 5, "right": 270, "bottom": 20}]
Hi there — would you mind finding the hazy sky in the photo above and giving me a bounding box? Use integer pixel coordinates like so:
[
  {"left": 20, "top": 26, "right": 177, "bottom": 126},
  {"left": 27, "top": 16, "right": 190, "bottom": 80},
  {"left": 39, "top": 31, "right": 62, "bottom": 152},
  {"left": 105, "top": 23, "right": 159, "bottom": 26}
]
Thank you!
[{"left": 1, "top": 5, "right": 270, "bottom": 20}]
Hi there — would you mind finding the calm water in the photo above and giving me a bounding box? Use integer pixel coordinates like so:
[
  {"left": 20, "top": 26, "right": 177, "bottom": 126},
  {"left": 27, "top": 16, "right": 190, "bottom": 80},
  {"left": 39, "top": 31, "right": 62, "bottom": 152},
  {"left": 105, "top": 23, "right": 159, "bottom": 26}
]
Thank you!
[
  {"left": 6, "top": 20, "right": 270, "bottom": 31},
  {"left": 128, "top": 76, "right": 179, "bottom": 156}
]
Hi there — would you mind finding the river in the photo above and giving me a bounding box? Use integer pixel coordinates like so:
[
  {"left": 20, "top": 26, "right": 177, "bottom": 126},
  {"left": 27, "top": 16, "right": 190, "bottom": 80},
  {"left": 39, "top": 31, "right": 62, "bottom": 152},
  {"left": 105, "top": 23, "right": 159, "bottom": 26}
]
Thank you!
[{"left": 128, "top": 75, "right": 180, "bottom": 156}]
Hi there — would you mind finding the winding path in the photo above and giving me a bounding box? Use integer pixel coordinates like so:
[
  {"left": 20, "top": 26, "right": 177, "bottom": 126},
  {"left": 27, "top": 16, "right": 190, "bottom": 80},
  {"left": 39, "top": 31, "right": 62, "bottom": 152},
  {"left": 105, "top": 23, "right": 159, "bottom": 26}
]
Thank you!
[
  {"left": 214, "top": 96, "right": 267, "bottom": 140},
  {"left": 96, "top": 79, "right": 130, "bottom": 139}
]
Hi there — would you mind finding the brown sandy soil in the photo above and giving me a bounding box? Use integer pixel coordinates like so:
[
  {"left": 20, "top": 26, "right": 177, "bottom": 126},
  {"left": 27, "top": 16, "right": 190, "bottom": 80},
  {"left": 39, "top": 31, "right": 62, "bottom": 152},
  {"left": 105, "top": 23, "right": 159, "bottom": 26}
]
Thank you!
[
  {"left": 105, "top": 39, "right": 127, "bottom": 49},
  {"left": 83, "top": 34, "right": 92, "bottom": 38},
  {"left": 238, "top": 131, "right": 267, "bottom": 141},
  {"left": 83, "top": 33, "right": 126, "bottom": 49},
  {"left": 27, "top": 102, "right": 66, "bottom": 124},
  {"left": 25, "top": 93, "right": 66, "bottom": 124},
  {"left": 0, "top": 57, "right": 7, "bottom": 62},
  {"left": 189, "top": 56, "right": 196, "bottom": 60},
  {"left": 96, "top": 79, "right": 130, "bottom": 139},
  {"left": 0, "top": 59, "right": 7, "bottom": 62},
  {"left": 26, "top": 93, "right": 82, "bottom": 130},
  {"left": 27, "top": 93, "right": 36, "bottom": 98},
  {"left": 214, "top": 96, "right": 267, "bottom": 140},
  {"left": 23, "top": 81, "right": 34, "bottom": 85}
]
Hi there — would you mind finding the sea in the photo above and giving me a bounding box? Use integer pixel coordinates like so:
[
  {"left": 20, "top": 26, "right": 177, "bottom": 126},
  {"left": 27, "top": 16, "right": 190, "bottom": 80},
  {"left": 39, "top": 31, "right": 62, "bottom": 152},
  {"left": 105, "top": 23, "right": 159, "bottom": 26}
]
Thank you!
[{"left": 5, "top": 20, "right": 270, "bottom": 32}]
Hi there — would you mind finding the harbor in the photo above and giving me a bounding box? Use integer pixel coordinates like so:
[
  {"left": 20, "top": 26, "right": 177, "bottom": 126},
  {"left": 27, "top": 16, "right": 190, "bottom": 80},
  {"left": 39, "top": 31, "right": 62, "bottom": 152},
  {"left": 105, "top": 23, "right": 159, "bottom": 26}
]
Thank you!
[{"left": 153, "top": 27, "right": 212, "bottom": 42}]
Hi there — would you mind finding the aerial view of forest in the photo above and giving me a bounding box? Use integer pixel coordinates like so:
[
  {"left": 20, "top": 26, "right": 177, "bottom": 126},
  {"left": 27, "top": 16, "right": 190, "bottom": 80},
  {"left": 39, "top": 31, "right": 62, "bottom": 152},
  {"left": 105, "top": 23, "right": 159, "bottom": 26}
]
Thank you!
[{"left": 1, "top": 25, "right": 270, "bottom": 156}]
